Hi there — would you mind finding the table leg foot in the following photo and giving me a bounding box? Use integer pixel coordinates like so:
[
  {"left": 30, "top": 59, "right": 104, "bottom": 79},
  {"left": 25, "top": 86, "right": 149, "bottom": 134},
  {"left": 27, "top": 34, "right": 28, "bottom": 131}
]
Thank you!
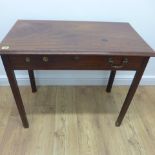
[
  {"left": 23, "top": 120, "right": 29, "bottom": 128},
  {"left": 115, "top": 121, "right": 121, "bottom": 127}
]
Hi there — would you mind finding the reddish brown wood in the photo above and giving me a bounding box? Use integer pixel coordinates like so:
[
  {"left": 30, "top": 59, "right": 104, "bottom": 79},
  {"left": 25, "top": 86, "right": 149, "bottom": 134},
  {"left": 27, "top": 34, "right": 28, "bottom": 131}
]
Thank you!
[
  {"left": 115, "top": 57, "right": 149, "bottom": 126},
  {"left": 106, "top": 70, "right": 116, "bottom": 92},
  {"left": 0, "top": 20, "right": 154, "bottom": 128},
  {"left": 28, "top": 70, "right": 37, "bottom": 93},
  {"left": 7, "top": 55, "right": 145, "bottom": 70},
  {"left": 1, "top": 55, "right": 29, "bottom": 128},
  {"left": 0, "top": 20, "right": 154, "bottom": 56}
]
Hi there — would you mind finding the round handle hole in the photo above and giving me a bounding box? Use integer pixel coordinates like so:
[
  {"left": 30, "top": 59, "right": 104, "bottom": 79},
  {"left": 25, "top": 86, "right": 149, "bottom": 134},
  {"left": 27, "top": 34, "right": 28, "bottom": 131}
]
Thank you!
[{"left": 43, "top": 56, "right": 49, "bottom": 62}]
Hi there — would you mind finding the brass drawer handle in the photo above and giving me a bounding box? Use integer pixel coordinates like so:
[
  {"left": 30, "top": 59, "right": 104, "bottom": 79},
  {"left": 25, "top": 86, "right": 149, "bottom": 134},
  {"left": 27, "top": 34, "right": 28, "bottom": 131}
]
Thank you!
[
  {"left": 25, "top": 57, "right": 30, "bottom": 63},
  {"left": 43, "top": 56, "right": 49, "bottom": 62},
  {"left": 108, "top": 57, "right": 128, "bottom": 69}
]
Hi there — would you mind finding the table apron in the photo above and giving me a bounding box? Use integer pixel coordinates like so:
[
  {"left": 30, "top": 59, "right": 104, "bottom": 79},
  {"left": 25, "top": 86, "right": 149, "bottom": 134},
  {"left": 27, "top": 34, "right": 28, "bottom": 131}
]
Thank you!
[{"left": 3, "top": 55, "right": 147, "bottom": 70}]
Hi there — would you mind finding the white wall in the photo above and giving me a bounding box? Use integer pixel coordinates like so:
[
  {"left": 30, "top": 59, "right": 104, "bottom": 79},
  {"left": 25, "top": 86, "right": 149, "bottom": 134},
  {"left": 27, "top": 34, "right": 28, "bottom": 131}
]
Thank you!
[{"left": 0, "top": 0, "right": 155, "bottom": 85}]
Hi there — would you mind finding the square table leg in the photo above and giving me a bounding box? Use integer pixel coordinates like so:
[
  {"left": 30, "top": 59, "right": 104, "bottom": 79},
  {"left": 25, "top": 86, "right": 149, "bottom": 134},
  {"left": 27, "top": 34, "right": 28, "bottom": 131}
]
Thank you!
[
  {"left": 28, "top": 70, "right": 37, "bottom": 93},
  {"left": 106, "top": 70, "right": 116, "bottom": 93},
  {"left": 2, "top": 56, "right": 29, "bottom": 128},
  {"left": 115, "top": 57, "right": 149, "bottom": 126}
]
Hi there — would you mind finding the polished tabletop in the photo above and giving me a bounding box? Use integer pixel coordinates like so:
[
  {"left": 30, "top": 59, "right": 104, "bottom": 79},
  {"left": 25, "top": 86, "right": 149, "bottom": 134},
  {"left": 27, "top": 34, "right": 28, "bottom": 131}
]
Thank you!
[{"left": 0, "top": 20, "right": 154, "bottom": 56}]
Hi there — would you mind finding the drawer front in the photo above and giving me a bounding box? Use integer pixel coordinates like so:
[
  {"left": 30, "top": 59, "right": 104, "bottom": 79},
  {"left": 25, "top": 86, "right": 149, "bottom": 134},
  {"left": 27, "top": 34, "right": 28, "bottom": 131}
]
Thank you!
[{"left": 8, "top": 55, "right": 145, "bottom": 70}]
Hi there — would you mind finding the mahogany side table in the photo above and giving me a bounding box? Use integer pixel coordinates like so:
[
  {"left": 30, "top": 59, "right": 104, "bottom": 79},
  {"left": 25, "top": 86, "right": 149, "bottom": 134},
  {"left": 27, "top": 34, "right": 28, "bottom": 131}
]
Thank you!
[{"left": 0, "top": 20, "right": 154, "bottom": 128}]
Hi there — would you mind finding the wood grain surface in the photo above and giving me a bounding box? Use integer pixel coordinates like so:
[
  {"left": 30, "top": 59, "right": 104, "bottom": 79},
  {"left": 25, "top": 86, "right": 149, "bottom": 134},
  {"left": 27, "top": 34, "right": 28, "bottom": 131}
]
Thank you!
[
  {"left": 0, "top": 20, "right": 154, "bottom": 56},
  {"left": 0, "top": 86, "right": 155, "bottom": 155}
]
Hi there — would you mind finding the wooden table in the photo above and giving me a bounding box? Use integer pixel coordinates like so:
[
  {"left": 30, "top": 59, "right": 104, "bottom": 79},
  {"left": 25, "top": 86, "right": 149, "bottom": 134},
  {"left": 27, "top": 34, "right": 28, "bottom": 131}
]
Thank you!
[{"left": 0, "top": 20, "right": 154, "bottom": 128}]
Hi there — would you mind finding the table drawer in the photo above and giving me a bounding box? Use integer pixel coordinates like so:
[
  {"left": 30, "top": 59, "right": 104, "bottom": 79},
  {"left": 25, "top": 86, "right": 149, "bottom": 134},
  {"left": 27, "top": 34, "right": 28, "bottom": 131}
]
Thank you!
[{"left": 7, "top": 55, "right": 145, "bottom": 70}]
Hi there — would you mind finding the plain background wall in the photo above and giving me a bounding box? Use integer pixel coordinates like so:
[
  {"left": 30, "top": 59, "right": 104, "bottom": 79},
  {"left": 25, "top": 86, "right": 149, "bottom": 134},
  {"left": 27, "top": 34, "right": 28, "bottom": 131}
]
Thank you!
[{"left": 0, "top": 0, "right": 155, "bottom": 85}]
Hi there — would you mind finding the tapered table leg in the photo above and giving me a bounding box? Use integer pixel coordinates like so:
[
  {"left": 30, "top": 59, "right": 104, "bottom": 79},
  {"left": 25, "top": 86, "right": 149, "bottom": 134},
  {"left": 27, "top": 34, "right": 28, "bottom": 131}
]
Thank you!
[
  {"left": 5, "top": 69, "right": 29, "bottom": 128},
  {"left": 28, "top": 70, "right": 37, "bottom": 93},
  {"left": 106, "top": 70, "right": 116, "bottom": 93},
  {"left": 115, "top": 57, "right": 149, "bottom": 126},
  {"left": 2, "top": 56, "right": 29, "bottom": 128}
]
